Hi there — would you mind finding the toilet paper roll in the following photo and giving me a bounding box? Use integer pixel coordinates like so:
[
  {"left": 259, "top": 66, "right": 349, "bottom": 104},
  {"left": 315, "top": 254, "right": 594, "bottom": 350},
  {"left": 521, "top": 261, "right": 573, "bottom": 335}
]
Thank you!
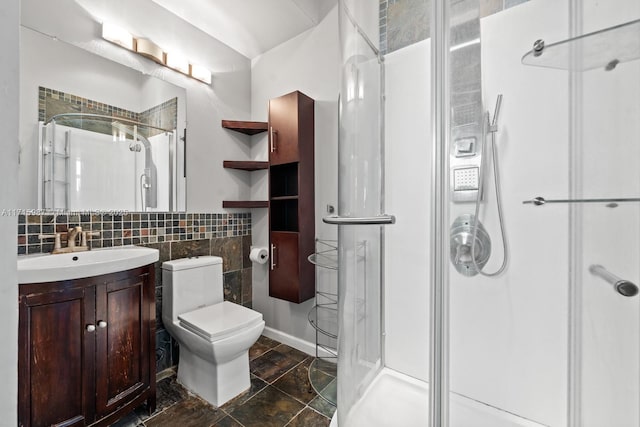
[{"left": 249, "top": 247, "right": 269, "bottom": 264}]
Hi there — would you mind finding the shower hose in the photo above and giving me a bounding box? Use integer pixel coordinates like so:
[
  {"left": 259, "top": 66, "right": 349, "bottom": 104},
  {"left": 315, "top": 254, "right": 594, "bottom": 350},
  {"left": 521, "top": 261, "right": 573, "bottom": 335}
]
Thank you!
[{"left": 471, "top": 95, "right": 508, "bottom": 277}]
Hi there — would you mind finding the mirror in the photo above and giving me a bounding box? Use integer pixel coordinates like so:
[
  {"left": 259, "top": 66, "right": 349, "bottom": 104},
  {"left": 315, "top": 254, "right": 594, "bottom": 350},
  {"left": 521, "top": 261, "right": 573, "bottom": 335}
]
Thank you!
[{"left": 19, "top": 9, "right": 187, "bottom": 212}]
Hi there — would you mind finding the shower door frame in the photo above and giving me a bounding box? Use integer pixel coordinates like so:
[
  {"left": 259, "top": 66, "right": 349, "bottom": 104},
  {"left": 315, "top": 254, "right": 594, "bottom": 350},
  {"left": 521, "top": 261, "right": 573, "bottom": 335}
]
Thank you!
[{"left": 429, "top": 0, "right": 451, "bottom": 426}]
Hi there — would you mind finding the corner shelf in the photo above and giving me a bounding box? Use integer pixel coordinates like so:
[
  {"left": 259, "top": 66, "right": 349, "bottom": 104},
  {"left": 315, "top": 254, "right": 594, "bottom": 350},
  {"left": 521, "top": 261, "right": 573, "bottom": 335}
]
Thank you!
[
  {"left": 222, "top": 201, "right": 268, "bottom": 209},
  {"left": 221, "top": 120, "right": 268, "bottom": 135},
  {"left": 522, "top": 18, "right": 640, "bottom": 71},
  {"left": 307, "top": 239, "right": 338, "bottom": 407},
  {"left": 223, "top": 161, "right": 269, "bottom": 171},
  {"left": 221, "top": 120, "right": 269, "bottom": 209}
]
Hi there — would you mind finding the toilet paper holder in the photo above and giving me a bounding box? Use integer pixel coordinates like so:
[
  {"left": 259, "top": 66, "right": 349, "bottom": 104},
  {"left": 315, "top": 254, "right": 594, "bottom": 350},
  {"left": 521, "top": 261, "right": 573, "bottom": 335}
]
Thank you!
[{"left": 249, "top": 246, "right": 269, "bottom": 265}]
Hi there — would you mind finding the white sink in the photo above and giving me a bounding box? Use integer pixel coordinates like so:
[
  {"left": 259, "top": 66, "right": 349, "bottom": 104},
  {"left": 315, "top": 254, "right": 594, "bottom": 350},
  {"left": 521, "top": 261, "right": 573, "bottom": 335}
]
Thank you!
[{"left": 18, "top": 246, "right": 159, "bottom": 284}]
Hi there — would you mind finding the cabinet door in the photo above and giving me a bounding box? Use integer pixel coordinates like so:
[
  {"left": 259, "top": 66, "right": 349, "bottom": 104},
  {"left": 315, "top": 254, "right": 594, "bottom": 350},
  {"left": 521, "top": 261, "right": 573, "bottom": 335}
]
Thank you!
[
  {"left": 95, "top": 272, "right": 153, "bottom": 416},
  {"left": 19, "top": 286, "right": 96, "bottom": 427},
  {"left": 269, "top": 92, "right": 300, "bottom": 165},
  {"left": 269, "top": 231, "right": 302, "bottom": 301}
]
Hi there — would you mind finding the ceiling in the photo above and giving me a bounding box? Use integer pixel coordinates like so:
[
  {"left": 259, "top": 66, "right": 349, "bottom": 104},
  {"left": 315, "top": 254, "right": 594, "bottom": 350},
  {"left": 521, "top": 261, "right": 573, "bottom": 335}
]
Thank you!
[{"left": 149, "top": 0, "right": 338, "bottom": 59}]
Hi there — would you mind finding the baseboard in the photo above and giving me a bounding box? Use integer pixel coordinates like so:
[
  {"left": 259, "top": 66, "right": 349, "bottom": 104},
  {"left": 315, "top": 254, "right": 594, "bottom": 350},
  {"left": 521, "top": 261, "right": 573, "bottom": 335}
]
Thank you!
[{"left": 262, "top": 326, "right": 335, "bottom": 359}]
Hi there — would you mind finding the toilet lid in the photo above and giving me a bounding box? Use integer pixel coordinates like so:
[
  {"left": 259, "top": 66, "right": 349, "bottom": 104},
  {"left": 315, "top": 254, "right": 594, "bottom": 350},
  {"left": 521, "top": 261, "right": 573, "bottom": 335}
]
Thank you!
[{"left": 178, "top": 301, "right": 263, "bottom": 341}]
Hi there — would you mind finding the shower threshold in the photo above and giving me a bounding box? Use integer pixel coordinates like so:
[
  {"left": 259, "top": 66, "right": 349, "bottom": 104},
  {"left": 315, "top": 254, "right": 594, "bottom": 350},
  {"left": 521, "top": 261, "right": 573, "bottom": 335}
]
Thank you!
[{"left": 331, "top": 368, "right": 547, "bottom": 427}]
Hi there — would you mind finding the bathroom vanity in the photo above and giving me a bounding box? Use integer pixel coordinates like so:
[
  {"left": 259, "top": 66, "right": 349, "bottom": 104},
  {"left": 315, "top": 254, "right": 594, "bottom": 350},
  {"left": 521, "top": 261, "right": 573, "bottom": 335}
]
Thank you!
[{"left": 18, "top": 264, "right": 156, "bottom": 427}]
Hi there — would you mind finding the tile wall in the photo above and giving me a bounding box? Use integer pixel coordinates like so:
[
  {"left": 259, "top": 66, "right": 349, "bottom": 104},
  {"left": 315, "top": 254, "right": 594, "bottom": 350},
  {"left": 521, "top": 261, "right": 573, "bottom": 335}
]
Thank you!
[
  {"left": 380, "top": 0, "right": 531, "bottom": 54},
  {"left": 17, "top": 211, "right": 254, "bottom": 373},
  {"left": 38, "top": 86, "right": 178, "bottom": 138}
]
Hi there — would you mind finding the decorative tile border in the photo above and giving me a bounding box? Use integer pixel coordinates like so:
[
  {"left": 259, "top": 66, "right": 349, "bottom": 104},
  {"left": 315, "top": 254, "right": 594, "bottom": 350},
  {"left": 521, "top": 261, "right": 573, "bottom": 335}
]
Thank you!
[
  {"left": 17, "top": 212, "right": 251, "bottom": 255},
  {"left": 380, "top": 0, "right": 531, "bottom": 54}
]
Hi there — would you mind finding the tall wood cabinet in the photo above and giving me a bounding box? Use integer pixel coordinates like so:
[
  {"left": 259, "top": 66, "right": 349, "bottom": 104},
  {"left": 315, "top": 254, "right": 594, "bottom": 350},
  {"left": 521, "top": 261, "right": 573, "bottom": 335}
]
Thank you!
[
  {"left": 19, "top": 266, "right": 155, "bottom": 427},
  {"left": 268, "top": 91, "right": 315, "bottom": 303}
]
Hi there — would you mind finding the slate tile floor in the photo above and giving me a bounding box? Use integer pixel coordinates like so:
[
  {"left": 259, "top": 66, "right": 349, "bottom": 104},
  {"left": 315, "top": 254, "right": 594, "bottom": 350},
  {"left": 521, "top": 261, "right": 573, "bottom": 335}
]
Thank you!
[{"left": 112, "top": 336, "right": 336, "bottom": 427}]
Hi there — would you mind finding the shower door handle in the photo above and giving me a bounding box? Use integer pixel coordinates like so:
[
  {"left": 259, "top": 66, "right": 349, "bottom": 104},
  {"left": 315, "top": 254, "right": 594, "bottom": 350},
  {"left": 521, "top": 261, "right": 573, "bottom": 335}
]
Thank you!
[{"left": 322, "top": 214, "right": 396, "bottom": 225}]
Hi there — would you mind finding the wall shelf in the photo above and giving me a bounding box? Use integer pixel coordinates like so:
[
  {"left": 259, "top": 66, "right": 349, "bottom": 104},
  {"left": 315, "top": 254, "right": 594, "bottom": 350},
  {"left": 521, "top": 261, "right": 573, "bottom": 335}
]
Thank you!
[
  {"left": 522, "top": 18, "right": 640, "bottom": 71},
  {"left": 222, "top": 200, "right": 269, "bottom": 208},
  {"left": 223, "top": 161, "right": 269, "bottom": 171},
  {"left": 221, "top": 120, "right": 268, "bottom": 135}
]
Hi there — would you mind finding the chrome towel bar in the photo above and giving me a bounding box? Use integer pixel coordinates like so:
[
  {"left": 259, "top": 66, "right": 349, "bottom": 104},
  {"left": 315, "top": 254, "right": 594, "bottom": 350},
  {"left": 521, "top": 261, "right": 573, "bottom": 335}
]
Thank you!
[
  {"left": 522, "top": 196, "right": 640, "bottom": 206},
  {"left": 322, "top": 215, "right": 396, "bottom": 225}
]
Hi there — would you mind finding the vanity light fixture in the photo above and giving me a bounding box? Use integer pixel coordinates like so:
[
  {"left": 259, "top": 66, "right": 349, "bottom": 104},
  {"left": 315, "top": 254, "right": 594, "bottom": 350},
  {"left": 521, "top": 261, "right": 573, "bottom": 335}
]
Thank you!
[
  {"left": 165, "top": 52, "right": 190, "bottom": 75},
  {"left": 102, "top": 22, "right": 134, "bottom": 51},
  {"left": 190, "top": 64, "right": 212, "bottom": 85},
  {"left": 101, "top": 22, "right": 212, "bottom": 85},
  {"left": 136, "top": 39, "right": 164, "bottom": 64}
]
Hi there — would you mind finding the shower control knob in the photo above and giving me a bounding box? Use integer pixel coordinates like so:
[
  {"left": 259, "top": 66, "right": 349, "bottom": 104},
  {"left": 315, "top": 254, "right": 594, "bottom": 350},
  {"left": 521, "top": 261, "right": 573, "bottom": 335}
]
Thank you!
[
  {"left": 86, "top": 324, "right": 96, "bottom": 332},
  {"left": 98, "top": 321, "right": 108, "bottom": 328}
]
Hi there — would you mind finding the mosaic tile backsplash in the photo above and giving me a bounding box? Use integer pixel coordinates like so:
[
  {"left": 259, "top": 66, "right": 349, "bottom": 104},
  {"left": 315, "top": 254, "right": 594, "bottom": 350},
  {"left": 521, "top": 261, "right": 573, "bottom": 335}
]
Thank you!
[
  {"left": 380, "top": 0, "right": 531, "bottom": 54},
  {"left": 17, "top": 211, "right": 254, "bottom": 374},
  {"left": 17, "top": 212, "right": 250, "bottom": 255}
]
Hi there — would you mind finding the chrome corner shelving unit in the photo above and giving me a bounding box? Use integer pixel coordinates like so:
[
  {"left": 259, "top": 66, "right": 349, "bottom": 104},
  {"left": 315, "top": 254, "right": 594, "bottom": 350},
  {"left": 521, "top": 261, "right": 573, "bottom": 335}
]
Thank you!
[{"left": 307, "top": 239, "right": 338, "bottom": 406}]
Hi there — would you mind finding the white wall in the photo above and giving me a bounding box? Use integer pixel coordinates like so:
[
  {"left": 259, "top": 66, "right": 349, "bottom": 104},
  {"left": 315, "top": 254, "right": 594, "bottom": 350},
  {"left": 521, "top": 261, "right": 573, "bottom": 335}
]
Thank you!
[
  {"left": 384, "top": 39, "right": 431, "bottom": 381},
  {"left": 0, "top": 0, "right": 19, "bottom": 422},
  {"left": 250, "top": 6, "right": 340, "bottom": 347}
]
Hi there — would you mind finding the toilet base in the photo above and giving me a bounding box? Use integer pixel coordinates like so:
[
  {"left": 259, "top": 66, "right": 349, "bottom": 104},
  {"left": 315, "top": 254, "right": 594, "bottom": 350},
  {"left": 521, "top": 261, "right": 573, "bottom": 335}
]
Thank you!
[{"left": 177, "top": 348, "right": 250, "bottom": 407}]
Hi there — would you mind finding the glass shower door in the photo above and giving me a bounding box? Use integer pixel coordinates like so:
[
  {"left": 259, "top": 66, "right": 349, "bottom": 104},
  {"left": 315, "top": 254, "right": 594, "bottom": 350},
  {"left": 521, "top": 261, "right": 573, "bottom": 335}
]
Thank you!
[
  {"left": 572, "top": 4, "right": 640, "bottom": 425},
  {"left": 331, "top": 1, "right": 390, "bottom": 425},
  {"left": 437, "top": 1, "right": 640, "bottom": 426}
]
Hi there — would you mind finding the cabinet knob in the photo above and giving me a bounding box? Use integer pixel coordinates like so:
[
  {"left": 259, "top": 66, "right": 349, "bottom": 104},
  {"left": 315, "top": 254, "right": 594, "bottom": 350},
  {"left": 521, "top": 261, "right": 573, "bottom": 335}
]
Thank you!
[
  {"left": 86, "top": 324, "right": 96, "bottom": 332},
  {"left": 98, "top": 320, "right": 108, "bottom": 328}
]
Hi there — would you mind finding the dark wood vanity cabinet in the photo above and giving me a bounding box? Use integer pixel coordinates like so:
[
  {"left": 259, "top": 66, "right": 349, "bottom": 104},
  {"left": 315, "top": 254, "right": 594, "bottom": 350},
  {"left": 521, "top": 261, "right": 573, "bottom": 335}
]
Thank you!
[
  {"left": 19, "top": 265, "right": 156, "bottom": 427},
  {"left": 268, "top": 91, "right": 315, "bottom": 303}
]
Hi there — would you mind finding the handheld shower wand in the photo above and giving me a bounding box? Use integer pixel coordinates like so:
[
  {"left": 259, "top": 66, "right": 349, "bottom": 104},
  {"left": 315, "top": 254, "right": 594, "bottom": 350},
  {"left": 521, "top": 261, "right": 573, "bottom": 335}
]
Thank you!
[{"left": 470, "top": 94, "right": 508, "bottom": 277}]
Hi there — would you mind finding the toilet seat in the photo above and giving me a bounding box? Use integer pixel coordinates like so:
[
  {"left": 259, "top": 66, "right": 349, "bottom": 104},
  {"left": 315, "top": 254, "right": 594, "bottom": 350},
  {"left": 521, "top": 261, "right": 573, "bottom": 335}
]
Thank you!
[{"left": 178, "top": 301, "right": 263, "bottom": 342}]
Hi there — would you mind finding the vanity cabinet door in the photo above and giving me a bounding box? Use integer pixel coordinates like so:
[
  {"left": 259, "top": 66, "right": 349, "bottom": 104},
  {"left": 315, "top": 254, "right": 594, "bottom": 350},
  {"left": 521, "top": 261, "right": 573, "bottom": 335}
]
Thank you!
[
  {"left": 19, "top": 286, "right": 96, "bottom": 427},
  {"left": 269, "top": 231, "right": 302, "bottom": 301},
  {"left": 95, "top": 270, "right": 154, "bottom": 417}
]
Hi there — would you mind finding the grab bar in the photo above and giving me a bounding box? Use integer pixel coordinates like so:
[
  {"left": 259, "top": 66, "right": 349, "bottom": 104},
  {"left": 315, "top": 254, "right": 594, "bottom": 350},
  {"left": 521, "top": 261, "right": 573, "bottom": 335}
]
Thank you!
[
  {"left": 589, "top": 264, "right": 638, "bottom": 297},
  {"left": 523, "top": 196, "right": 640, "bottom": 206},
  {"left": 323, "top": 214, "right": 396, "bottom": 225}
]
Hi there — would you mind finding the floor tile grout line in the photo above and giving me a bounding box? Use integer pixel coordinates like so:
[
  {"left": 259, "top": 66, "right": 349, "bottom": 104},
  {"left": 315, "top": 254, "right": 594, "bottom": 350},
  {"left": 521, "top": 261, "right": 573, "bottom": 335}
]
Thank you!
[
  {"left": 226, "top": 413, "right": 246, "bottom": 427},
  {"left": 304, "top": 404, "right": 334, "bottom": 424},
  {"left": 282, "top": 406, "right": 309, "bottom": 427},
  {"left": 259, "top": 354, "right": 314, "bottom": 386},
  {"left": 222, "top": 381, "right": 272, "bottom": 413}
]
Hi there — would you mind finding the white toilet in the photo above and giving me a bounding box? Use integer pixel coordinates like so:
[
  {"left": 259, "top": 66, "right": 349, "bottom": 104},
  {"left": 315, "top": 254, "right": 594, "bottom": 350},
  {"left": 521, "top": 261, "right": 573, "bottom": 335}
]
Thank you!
[{"left": 162, "top": 256, "right": 265, "bottom": 407}]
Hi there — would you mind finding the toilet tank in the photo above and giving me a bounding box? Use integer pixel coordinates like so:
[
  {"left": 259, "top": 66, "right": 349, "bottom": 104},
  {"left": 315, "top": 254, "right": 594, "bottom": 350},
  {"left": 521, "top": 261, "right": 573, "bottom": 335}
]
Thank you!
[{"left": 162, "top": 256, "right": 224, "bottom": 322}]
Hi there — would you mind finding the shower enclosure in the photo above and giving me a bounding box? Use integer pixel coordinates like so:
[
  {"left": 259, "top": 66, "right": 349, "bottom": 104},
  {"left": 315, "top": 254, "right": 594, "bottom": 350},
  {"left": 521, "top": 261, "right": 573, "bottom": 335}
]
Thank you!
[
  {"left": 38, "top": 114, "right": 180, "bottom": 212},
  {"left": 333, "top": 0, "right": 640, "bottom": 426}
]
